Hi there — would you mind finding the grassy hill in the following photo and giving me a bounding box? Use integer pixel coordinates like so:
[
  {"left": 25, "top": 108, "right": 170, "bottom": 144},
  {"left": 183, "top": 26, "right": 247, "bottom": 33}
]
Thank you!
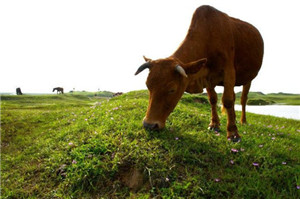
[
  {"left": 1, "top": 91, "right": 300, "bottom": 198},
  {"left": 234, "top": 92, "right": 300, "bottom": 105}
]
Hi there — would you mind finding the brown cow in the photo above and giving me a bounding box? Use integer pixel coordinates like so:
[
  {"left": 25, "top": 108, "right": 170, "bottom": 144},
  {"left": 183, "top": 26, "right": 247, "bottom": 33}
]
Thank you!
[
  {"left": 113, "top": 92, "right": 123, "bottom": 97},
  {"left": 135, "top": 5, "right": 264, "bottom": 142}
]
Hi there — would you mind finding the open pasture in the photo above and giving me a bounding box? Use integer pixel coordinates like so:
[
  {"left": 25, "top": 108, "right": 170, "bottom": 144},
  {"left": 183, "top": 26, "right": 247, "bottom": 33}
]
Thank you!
[{"left": 1, "top": 91, "right": 299, "bottom": 198}]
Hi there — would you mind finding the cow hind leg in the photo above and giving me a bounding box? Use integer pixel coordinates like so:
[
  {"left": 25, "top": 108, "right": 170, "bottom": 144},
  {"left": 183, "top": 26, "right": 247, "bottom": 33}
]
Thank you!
[
  {"left": 240, "top": 82, "right": 251, "bottom": 124},
  {"left": 222, "top": 90, "right": 241, "bottom": 142},
  {"left": 207, "top": 87, "right": 220, "bottom": 132},
  {"left": 222, "top": 67, "right": 240, "bottom": 142}
]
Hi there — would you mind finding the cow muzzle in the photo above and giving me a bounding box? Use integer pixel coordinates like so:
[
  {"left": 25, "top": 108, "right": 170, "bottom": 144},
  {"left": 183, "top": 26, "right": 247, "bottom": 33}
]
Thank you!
[{"left": 142, "top": 119, "right": 164, "bottom": 130}]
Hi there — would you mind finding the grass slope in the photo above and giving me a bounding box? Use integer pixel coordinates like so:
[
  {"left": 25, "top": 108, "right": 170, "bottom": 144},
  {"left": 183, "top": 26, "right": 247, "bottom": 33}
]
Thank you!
[{"left": 1, "top": 91, "right": 300, "bottom": 198}]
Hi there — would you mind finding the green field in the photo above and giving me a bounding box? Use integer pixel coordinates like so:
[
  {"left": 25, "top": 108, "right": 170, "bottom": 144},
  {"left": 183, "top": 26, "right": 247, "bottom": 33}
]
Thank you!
[{"left": 1, "top": 91, "right": 300, "bottom": 198}]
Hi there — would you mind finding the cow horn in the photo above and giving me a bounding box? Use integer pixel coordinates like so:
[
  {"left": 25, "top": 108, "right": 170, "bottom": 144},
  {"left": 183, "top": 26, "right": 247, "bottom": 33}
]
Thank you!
[
  {"left": 135, "top": 62, "right": 151, "bottom": 75},
  {"left": 175, "top": 65, "right": 188, "bottom": 78}
]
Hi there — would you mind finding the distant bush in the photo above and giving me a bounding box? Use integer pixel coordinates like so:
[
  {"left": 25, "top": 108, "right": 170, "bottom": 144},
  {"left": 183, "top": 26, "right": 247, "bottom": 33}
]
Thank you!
[
  {"left": 181, "top": 94, "right": 209, "bottom": 104},
  {"left": 67, "top": 91, "right": 114, "bottom": 97},
  {"left": 96, "top": 91, "right": 114, "bottom": 97},
  {"left": 247, "top": 99, "right": 275, "bottom": 105}
]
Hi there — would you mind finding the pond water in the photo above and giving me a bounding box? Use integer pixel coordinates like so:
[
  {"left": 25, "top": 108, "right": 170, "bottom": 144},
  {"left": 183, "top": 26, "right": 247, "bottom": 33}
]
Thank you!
[{"left": 235, "top": 105, "right": 300, "bottom": 120}]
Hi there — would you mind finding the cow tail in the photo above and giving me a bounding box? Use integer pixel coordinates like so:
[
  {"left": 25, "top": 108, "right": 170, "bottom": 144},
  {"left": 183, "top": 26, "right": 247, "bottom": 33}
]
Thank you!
[{"left": 221, "top": 105, "right": 227, "bottom": 115}]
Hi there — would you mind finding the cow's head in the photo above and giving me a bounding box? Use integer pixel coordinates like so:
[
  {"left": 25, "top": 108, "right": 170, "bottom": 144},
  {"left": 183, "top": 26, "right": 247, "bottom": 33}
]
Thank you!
[{"left": 135, "top": 56, "right": 207, "bottom": 130}]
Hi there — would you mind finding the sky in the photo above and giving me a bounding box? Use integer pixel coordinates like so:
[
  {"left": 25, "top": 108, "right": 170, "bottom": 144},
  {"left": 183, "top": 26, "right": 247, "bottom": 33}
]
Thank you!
[{"left": 1, "top": 0, "right": 300, "bottom": 94}]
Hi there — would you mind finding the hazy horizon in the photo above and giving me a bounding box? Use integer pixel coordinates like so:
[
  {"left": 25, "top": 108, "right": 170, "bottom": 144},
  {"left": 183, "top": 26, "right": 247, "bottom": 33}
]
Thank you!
[{"left": 1, "top": 88, "right": 299, "bottom": 95}]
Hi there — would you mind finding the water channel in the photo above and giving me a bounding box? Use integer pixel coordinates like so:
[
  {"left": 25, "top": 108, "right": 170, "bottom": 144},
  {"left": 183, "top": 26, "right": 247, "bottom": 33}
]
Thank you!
[{"left": 235, "top": 105, "right": 300, "bottom": 120}]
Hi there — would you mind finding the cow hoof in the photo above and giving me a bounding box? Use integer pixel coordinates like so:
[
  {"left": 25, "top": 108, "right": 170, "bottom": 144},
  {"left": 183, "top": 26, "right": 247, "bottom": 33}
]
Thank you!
[
  {"left": 227, "top": 136, "right": 241, "bottom": 143},
  {"left": 233, "top": 137, "right": 241, "bottom": 143},
  {"left": 208, "top": 126, "right": 220, "bottom": 132}
]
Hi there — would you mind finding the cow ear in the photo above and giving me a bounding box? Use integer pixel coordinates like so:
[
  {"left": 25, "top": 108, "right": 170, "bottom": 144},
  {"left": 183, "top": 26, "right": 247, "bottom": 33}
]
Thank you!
[
  {"left": 183, "top": 58, "right": 207, "bottom": 75},
  {"left": 143, "top": 55, "right": 152, "bottom": 62}
]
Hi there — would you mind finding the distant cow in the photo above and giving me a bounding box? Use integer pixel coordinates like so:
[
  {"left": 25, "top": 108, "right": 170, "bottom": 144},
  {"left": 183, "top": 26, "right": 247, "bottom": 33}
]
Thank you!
[
  {"left": 135, "top": 5, "right": 264, "bottom": 142},
  {"left": 53, "top": 87, "right": 64, "bottom": 94},
  {"left": 16, "top": 87, "right": 23, "bottom": 95},
  {"left": 113, "top": 92, "right": 123, "bottom": 97}
]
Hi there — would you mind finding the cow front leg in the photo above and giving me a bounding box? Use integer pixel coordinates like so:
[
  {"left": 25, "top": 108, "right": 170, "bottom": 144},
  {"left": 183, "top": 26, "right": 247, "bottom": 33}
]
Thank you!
[
  {"left": 207, "top": 87, "right": 220, "bottom": 132},
  {"left": 222, "top": 89, "right": 240, "bottom": 142}
]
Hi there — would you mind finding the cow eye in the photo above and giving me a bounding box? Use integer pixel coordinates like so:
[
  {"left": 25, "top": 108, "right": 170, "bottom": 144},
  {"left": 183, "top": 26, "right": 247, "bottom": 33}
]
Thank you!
[
  {"left": 168, "top": 88, "right": 176, "bottom": 94},
  {"left": 167, "top": 82, "right": 177, "bottom": 95}
]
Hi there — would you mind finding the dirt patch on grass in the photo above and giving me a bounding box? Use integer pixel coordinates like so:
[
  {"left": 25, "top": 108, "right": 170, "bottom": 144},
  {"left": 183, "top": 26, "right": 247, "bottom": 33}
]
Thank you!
[{"left": 119, "top": 166, "right": 145, "bottom": 191}]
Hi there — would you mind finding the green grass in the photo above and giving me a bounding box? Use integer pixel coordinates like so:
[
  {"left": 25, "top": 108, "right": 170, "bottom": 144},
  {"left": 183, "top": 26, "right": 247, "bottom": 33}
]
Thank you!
[{"left": 1, "top": 91, "right": 300, "bottom": 198}]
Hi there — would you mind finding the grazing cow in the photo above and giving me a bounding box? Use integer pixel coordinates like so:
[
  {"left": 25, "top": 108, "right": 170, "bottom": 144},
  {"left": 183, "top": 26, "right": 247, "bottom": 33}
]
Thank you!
[
  {"left": 16, "top": 87, "right": 23, "bottom": 95},
  {"left": 135, "top": 5, "right": 264, "bottom": 142},
  {"left": 113, "top": 92, "right": 123, "bottom": 97},
  {"left": 53, "top": 87, "right": 64, "bottom": 94}
]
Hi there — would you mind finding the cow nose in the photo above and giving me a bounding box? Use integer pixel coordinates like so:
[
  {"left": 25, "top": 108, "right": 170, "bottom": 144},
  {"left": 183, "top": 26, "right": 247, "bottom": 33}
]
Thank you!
[{"left": 143, "top": 120, "right": 159, "bottom": 130}]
